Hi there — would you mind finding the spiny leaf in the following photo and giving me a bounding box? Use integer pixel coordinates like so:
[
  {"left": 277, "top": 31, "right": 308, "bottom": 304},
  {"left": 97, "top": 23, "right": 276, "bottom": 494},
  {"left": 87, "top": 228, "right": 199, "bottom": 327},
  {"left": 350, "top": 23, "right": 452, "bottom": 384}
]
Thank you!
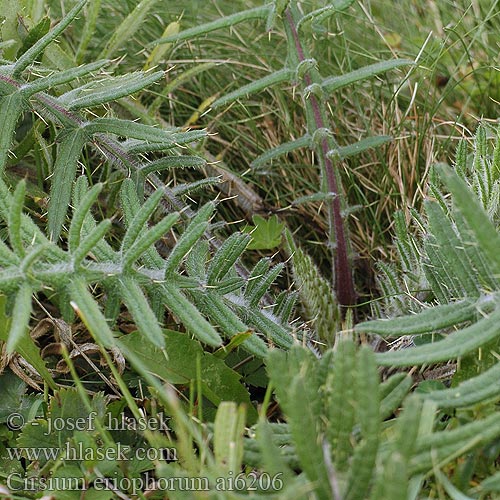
[
  {"left": 122, "top": 212, "right": 179, "bottom": 270},
  {"left": 69, "top": 183, "right": 103, "bottom": 253},
  {"left": 355, "top": 299, "right": 482, "bottom": 337},
  {"left": 159, "top": 283, "right": 222, "bottom": 347},
  {"left": 69, "top": 278, "right": 115, "bottom": 348},
  {"left": 119, "top": 276, "right": 165, "bottom": 348},
  {"left": 213, "top": 68, "right": 294, "bottom": 108},
  {"left": 374, "top": 306, "right": 500, "bottom": 366},
  {"left": 153, "top": 6, "right": 271, "bottom": 45},
  {"left": 410, "top": 412, "right": 500, "bottom": 474},
  {"left": 321, "top": 59, "right": 413, "bottom": 93},
  {"left": 22, "top": 60, "right": 108, "bottom": 95},
  {"left": 58, "top": 70, "right": 164, "bottom": 110},
  {"left": 121, "top": 185, "right": 164, "bottom": 252},
  {"left": 438, "top": 164, "right": 500, "bottom": 279},
  {"left": 6, "top": 282, "right": 32, "bottom": 354},
  {"left": 8, "top": 180, "right": 26, "bottom": 257},
  {"left": 207, "top": 233, "right": 250, "bottom": 285},
  {"left": 330, "top": 135, "right": 393, "bottom": 159},
  {"left": 48, "top": 128, "right": 89, "bottom": 241},
  {"left": 72, "top": 219, "right": 112, "bottom": 268},
  {"left": 246, "top": 263, "right": 284, "bottom": 307},
  {"left": 421, "top": 361, "right": 500, "bottom": 408},
  {"left": 12, "top": 0, "right": 88, "bottom": 78},
  {"left": 139, "top": 156, "right": 206, "bottom": 176},
  {"left": 0, "top": 92, "right": 25, "bottom": 173},
  {"left": 164, "top": 203, "right": 215, "bottom": 275}
]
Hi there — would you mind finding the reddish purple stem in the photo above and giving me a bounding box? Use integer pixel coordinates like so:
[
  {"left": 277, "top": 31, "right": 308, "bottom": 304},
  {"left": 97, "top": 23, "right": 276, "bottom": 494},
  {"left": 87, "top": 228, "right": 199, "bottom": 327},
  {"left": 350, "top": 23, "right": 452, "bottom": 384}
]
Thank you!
[{"left": 285, "top": 8, "right": 355, "bottom": 307}]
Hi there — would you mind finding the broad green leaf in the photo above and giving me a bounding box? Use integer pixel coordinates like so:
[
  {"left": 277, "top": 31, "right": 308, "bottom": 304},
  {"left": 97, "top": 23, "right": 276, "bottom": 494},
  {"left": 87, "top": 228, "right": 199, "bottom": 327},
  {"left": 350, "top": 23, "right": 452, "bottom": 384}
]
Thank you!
[
  {"left": 119, "top": 330, "right": 257, "bottom": 422},
  {"left": 242, "top": 214, "right": 285, "bottom": 250}
]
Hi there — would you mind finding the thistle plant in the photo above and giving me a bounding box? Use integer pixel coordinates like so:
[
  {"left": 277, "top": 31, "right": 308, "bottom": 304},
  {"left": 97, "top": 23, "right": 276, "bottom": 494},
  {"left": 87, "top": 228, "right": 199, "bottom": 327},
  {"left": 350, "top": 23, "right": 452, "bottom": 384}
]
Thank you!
[
  {"left": 155, "top": 0, "right": 412, "bottom": 309},
  {"left": 0, "top": 0, "right": 302, "bottom": 390}
]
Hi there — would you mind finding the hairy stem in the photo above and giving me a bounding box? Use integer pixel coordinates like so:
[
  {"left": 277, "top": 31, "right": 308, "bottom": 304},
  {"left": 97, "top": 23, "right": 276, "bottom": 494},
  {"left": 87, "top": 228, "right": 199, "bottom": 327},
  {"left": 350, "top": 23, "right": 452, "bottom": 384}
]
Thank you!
[{"left": 284, "top": 7, "right": 355, "bottom": 307}]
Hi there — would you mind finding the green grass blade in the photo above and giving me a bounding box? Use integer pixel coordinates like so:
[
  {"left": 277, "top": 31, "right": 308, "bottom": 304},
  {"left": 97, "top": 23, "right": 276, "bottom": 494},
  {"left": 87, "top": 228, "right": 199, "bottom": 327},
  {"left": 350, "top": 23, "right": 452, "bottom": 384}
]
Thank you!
[
  {"left": 76, "top": 0, "right": 102, "bottom": 63},
  {"left": 98, "top": 0, "right": 159, "bottom": 59}
]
